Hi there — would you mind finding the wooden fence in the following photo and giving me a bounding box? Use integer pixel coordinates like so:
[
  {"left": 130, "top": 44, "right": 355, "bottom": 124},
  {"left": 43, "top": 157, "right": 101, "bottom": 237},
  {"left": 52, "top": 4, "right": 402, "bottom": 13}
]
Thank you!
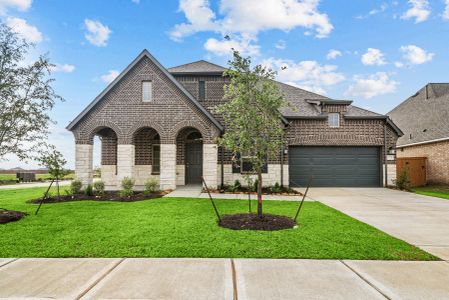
[{"left": 396, "top": 157, "right": 427, "bottom": 187}]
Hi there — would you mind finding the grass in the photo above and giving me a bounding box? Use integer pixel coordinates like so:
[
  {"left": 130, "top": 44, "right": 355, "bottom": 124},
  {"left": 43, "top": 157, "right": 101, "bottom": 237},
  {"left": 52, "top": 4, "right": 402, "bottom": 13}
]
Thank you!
[
  {"left": 0, "top": 187, "right": 436, "bottom": 260},
  {"left": 0, "top": 172, "right": 75, "bottom": 183},
  {"left": 411, "top": 186, "right": 449, "bottom": 200}
]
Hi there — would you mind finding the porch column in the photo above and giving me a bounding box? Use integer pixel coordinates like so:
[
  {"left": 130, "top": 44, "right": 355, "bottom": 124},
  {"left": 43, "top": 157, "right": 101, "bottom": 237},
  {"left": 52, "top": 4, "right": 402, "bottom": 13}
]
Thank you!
[
  {"left": 117, "top": 144, "right": 135, "bottom": 184},
  {"left": 75, "top": 143, "right": 93, "bottom": 186},
  {"left": 160, "top": 144, "right": 176, "bottom": 190},
  {"left": 203, "top": 144, "right": 218, "bottom": 189}
]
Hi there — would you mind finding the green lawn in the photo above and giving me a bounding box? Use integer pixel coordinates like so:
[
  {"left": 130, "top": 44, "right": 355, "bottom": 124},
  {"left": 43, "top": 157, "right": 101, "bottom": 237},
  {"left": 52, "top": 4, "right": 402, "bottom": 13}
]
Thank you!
[
  {"left": 0, "top": 187, "right": 436, "bottom": 260},
  {"left": 0, "top": 173, "right": 75, "bottom": 184},
  {"left": 411, "top": 186, "right": 449, "bottom": 200}
]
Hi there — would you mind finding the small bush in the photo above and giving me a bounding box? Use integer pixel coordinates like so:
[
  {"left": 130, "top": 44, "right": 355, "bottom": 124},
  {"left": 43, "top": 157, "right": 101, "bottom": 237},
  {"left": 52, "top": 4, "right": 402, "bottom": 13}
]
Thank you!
[
  {"left": 229, "top": 179, "right": 242, "bottom": 192},
  {"left": 70, "top": 180, "right": 82, "bottom": 194},
  {"left": 144, "top": 177, "right": 159, "bottom": 195},
  {"left": 93, "top": 180, "right": 105, "bottom": 195},
  {"left": 85, "top": 184, "right": 94, "bottom": 196},
  {"left": 120, "top": 177, "right": 135, "bottom": 197},
  {"left": 395, "top": 169, "right": 410, "bottom": 190},
  {"left": 271, "top": 182, "right": 282, "bottom": 193},
  {"left": 251, "top": 179, "right": 259, "bottom": 192}
]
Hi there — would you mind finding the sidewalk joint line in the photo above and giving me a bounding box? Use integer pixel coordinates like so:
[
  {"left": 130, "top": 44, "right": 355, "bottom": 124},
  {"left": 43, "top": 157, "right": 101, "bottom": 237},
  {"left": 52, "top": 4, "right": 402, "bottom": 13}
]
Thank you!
[
  {"left": 0, "top": 258, "right": 19, "bottom": 269},
  {"left": 231, "top": 259, "right": 238, "bottom": 300},
  {"left": 75, "top": 258, "right": 125, "bottom": 300},
  {"left": 340, "top": 260, "right": 391, "bottom": 300}
]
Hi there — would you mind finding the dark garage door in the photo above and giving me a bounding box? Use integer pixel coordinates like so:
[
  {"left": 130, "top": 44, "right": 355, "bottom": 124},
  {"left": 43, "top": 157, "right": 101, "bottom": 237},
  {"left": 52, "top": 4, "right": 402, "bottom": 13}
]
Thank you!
[{"left": 289, "top": 146, "right": 381, "bottom": 187}]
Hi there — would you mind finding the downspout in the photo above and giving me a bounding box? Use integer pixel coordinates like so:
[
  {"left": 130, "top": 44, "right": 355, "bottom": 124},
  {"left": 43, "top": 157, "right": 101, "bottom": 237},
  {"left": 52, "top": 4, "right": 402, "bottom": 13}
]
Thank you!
[
  {"left": 220, "top": 146, "right": 224, "bottom": 189},
  {"left": 384, "top": 122, "right": 388, "bottom": 187},
  {"left": 280, "top": 145, "right": 284, "bottom": 188}
]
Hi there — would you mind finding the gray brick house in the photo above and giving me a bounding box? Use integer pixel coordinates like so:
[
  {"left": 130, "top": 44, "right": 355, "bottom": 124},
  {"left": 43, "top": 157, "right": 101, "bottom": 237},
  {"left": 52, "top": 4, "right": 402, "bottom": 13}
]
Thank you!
[
  {"left": 67, "top": 50, "right": 402, "bottom": 190},
  {"left": 388, "top": 83, "right": 449, "bottom": 184}
]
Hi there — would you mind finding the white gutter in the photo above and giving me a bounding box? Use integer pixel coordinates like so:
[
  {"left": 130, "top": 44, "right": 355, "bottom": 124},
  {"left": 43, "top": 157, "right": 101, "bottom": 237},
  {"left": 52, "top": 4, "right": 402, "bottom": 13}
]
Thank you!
[{"left": 397, "top": 136, "right": 449, "bottom": 148}]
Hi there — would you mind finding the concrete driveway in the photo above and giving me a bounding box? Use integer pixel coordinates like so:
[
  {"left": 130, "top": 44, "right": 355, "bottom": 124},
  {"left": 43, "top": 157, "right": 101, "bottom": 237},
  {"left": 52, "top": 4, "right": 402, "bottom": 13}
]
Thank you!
[{"left": 306, "top": 187, "right": 449, "bottom": 260}]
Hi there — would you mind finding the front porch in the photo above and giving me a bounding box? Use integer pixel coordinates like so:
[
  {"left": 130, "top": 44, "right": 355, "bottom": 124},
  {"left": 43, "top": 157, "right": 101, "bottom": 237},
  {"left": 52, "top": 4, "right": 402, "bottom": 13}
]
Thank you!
[{"left": 75, "top": 125, "right": 218, "bottom": 190}]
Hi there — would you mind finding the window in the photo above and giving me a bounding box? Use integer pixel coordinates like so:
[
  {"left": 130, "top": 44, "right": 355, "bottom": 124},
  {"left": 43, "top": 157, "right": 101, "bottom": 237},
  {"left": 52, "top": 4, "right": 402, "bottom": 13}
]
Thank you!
[
  {"left": 152, "top": 144, "right": 160, "bottom": 174},
  {"left": 328, "top": 113, "right": 340, "bottom": 128},
  {"left": 198, "top": 80, "right": 205, "bottom": 101},
  {"left": 232, "top": 152, "right": 268, "bottom": 174},
  {"left": 142, "top": 81, "right": 152, "bottom": 102}
]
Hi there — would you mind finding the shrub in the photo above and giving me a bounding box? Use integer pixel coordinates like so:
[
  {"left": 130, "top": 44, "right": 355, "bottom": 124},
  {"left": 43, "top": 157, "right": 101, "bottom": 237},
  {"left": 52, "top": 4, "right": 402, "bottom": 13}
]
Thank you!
[
  {"left": 395, "top": 169, "right": 410, "bottom": 190},
  {"left": 70, "top": 180, "right": 82, "bottom": 194},
  {"left": 251, "top": 179, "right": 259, "bottom": 192},
  {"left": 85, "top": 184, "right": 94, "bottom": 196},
  {"left": 271, "top": 182, "right": 282, "bottom": 193},
  {"left": 93, "top": 180, "right": 105, "bottom": 195},
  {"left": 120, "top": 177, "right": 135, "bottom": 197},
  {"left": 144, "top": 177, "right": 159, "bottom": 195},
  {"left": 228, "top": 179, "right": 242, "bottom": 192}
]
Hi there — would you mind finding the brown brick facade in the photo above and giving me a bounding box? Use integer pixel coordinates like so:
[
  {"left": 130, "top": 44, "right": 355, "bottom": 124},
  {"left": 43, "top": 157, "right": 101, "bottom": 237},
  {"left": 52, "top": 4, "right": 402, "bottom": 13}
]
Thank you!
[
  {"left": 71, "top": 56, "right": 220, "bottom": 145},
  {"left": 397, "top": 140, "right": 449, "bottom": 184}
]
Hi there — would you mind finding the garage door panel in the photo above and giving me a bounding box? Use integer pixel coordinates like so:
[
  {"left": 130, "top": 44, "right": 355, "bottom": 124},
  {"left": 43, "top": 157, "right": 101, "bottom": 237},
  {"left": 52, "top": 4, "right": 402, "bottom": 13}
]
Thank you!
[{"left": 289, "top": 146, "right": 380, "bottom": 187}]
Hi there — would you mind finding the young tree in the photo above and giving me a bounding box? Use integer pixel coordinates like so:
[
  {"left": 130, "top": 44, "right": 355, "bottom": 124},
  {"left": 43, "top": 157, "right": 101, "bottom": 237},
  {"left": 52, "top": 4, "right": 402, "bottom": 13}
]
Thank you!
[
  {"left": 0, "top": 23, "right": 63, "bottom": 161},
  {"left": 36, "top": 145, "right": 68, "bottom": 199},
  {"left": 216, "top": 50, "right": 286, "bottom": 217}
]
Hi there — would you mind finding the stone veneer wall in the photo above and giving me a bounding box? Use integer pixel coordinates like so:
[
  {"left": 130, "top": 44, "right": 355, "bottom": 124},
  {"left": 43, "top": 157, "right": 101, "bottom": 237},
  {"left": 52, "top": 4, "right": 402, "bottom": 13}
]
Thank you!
[
  {"left": 397, "top": 140, "right": 449, "bottom": 184},
  {"left": 218, "top": 164, "right": 289, "bottom": 187}
]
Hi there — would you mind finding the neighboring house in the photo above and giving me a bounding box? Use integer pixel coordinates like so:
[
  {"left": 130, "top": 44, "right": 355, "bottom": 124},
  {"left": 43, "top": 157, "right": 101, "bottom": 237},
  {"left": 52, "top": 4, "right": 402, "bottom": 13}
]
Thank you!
[
  {"left": 67, "top": 50, "right": 402, "bottom": 190},
  {"left": 388, "top": 83, "right": 449, "bottom": 184}
]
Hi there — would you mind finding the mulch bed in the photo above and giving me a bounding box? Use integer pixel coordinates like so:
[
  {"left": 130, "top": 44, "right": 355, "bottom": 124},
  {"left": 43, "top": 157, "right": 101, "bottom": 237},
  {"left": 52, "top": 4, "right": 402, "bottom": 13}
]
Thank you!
[
  {"left": 0, "top": 209, "right": 28, "bottom": 224},
  {"left": 219, "top": 213, "right": 296, "bottom": 231},
  {"left": 205, "top": 189, "right": 303, "bottom": 196},
  {"left": 28, "top": 190, "right": 171, "bottom": 204}
]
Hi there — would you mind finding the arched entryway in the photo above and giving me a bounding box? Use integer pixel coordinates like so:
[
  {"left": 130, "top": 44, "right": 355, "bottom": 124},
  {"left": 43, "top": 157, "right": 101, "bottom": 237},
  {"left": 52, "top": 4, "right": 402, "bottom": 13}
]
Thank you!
[
  {"left": 176, "top": 127, "right": 203, "bottom": 185},
  {"left": 132, "top": 127, "right": 161, "bottom": 186},
  {"left": 91, "top": 127, "right": 118, "bottom": 188}
]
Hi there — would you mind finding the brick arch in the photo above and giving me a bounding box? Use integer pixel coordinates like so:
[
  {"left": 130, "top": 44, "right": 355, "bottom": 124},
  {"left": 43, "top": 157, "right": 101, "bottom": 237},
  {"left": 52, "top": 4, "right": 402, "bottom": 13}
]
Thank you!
[
  {"left": 170, "top": 120, "right": 212, "bottom": 143},
  {"left": 82, "top": 120, "right": 124, "bottom": 144},
  {"left": 126, "top": 120, "right": 168, "bottom": 144}
]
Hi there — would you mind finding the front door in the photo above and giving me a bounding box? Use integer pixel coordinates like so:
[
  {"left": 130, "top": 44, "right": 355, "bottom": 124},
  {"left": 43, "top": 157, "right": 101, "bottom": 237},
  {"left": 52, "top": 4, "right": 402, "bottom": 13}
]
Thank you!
[{"left": 185, "top": 143, "right": 202, "bottom": 184}]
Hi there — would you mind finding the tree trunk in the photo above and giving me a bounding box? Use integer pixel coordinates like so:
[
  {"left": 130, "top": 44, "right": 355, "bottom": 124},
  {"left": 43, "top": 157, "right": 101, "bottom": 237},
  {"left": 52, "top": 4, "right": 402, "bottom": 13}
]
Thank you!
[{"left": 257, "top": 172, "right": 263, "bottom": 217}]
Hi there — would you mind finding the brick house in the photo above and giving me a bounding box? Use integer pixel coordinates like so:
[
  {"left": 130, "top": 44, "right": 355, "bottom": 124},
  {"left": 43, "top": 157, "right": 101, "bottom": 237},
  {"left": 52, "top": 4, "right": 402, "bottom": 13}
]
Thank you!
[
  {"left": 67, "top": 50, "right": 402, "bottom": 190},
  {"left": 388, "top": 83, "right": 449, "bottom": 184}
]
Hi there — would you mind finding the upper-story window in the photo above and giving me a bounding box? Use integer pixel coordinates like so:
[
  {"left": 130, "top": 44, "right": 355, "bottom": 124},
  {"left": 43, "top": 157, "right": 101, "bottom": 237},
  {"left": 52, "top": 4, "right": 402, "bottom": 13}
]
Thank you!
[
  {"left": 328, "top": 113, "right": 340, "bottom": 128},
  {"left": 198, "top": 80, "right": 205, "bottom": 101},
  {"left": 142, "top": 81, "right": 152, "bottom": 102}
]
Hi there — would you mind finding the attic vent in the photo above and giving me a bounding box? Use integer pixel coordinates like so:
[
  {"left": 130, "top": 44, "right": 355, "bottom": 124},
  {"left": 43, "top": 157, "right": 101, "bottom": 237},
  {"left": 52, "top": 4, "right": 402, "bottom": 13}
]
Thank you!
[{"left": 423, "top": 129, "right": 427, "bottom": 132}]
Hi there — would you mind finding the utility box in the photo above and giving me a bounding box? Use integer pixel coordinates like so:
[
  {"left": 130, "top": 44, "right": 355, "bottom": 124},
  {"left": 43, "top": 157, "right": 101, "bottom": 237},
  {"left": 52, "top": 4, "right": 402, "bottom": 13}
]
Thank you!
[{"left": 396, "top": 157, "right": 427, "bottom": 187}]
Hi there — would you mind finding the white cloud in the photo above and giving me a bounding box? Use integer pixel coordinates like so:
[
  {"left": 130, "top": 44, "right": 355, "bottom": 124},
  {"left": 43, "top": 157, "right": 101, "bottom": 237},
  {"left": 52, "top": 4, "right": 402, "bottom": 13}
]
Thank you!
[
  {"left": 400, "top": 45, "right": 433, "bottom": 64},
  {"left": 344, "top": 72, "right": 398, "bottom": 99},
  {"left": 204, "top": 35, "right": 260, "bottom": 56},
  {"left": 394, "top": 61, "right": 405, "bottom": 68},
  {"left": 401, "top": 0, "right": 430, "bottom": 23},
  {"left": 0, "top": 0, "right": 31, "bottom": 14},
  {"left": 361, "top": 48, "right": 386, "bottom": 66},
  {"left": 261, "top": 57, "right": 345, "bottom": 94},
  {"left": 100, "top": 70, "right": 120, "bottom": 83},
  {"left": 275, "top": 39, "right": 286, "bottom": 50},
  {"left": 50, "top": 63, "right": 75, "bottom": 73},
  {"left": 443, "top": 0, "right": 449, "bottom": 20},
  {"left": 84, "top": 19, "right": 111, "bottom": 47},
  {"left": 356, "top": 2, "right": 388, "bottom": 19},
  {"left": 326, "top": 49, "right": 342, "bottom": 60},
  {"left": 6, "top": 17, "right": 43, "bottom": 43},
  {"left": 170, "top": 0, "right": 333, "bottom": 42}
]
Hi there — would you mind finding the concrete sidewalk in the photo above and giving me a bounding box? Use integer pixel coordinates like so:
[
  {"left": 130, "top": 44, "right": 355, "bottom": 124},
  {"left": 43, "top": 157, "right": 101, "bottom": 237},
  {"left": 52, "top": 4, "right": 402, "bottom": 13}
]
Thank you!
[{"left": 1, "top": 258, "right": 449, "bottom": 299}]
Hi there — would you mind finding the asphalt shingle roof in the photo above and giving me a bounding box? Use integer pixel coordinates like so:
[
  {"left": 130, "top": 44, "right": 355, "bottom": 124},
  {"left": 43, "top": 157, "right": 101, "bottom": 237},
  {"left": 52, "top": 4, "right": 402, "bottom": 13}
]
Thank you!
[
  {"left": 388, "top": 83, "right": 449, "bottom": 146},
  {"left": 168, "top": 60, "right": 226, "bottom": 74},
  {"left": 169, "top": 60, "right": 386, "bottom": 118}
]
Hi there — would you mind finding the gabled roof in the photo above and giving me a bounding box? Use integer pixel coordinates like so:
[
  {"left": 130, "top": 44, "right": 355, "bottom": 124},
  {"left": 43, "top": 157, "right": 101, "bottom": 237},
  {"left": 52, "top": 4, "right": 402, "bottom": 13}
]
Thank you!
[
  {"left": 388, "top": 83, "right": 449, "bottom": 146},
  {"left": 66, "top": 50, "right": 224, "bottom": 132},
  {"left": 168, "top": 60, "right": 226, "bottom": 75}
]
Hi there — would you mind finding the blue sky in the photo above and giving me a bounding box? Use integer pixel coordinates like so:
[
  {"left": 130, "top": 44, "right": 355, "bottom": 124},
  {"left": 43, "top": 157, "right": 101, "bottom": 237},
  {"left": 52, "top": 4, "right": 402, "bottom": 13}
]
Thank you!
[{"left": 1, "top": 0, "right": 448, "bottom": 168}]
